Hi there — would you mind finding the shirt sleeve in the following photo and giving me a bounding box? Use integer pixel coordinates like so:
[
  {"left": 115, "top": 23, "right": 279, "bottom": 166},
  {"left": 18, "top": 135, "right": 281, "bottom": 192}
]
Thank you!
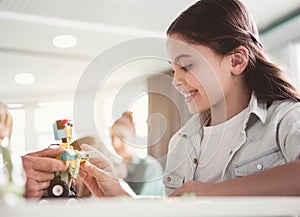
[{"left": 278, "top": 104, "right": 300, "bottom": 161}]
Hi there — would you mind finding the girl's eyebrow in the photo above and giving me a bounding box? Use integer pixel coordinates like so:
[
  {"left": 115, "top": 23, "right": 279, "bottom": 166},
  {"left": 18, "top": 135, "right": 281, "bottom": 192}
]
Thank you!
[{"left": 168, "top": 54, "right": 192, "bottom": 65}]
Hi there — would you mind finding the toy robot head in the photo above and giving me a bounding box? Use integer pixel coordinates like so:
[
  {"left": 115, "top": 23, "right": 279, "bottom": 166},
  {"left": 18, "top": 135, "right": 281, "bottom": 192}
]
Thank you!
[{"left": 53, "top": 119, "right": 73, "bottom": 143}]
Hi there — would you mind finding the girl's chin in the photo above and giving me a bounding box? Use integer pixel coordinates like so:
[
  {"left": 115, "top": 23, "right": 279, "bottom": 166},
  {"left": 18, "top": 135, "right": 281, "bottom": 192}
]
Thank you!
[
  {"left": 187, "top": 103, "right": 208, "bottom": 114},
  {"left": 187, "top": 105, "right": 201, "bottom": 114}
]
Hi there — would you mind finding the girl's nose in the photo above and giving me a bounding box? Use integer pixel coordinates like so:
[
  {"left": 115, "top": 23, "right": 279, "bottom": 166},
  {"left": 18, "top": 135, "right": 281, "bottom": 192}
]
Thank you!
[{"left": 172, "top": 67, "right": 186, "bottom": 88}]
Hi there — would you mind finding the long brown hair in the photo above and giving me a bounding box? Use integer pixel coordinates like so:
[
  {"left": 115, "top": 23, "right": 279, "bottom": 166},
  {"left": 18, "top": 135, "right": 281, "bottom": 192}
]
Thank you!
[{"left": 167, "top": 0, "right": 300, "bottom": 105}]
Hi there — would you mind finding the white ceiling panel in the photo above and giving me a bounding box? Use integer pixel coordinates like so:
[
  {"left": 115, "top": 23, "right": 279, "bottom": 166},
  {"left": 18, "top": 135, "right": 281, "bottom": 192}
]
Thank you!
[{"left": 0, "top": 0, "right": 300, "bottom": 102}]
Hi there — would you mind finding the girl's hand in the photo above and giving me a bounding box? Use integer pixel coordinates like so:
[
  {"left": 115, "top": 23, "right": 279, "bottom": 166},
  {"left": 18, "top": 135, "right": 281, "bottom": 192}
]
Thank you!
[
  {"left": 78, "top": 144, "right": 128, "bottom": 197},
  {"left": 170, "top": 181, "right": 214, "bottom": 197}
]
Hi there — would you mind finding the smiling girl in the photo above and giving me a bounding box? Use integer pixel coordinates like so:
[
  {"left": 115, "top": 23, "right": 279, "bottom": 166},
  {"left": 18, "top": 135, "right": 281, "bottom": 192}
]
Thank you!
[{"left": 163, "top": 0, "right": 300, "bottom": 196}]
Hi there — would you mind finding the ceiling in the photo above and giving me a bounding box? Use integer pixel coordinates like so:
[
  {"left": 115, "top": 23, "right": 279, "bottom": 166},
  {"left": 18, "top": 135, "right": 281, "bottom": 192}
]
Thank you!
[{"left": 1, "top": 0, "right": 300, "bottom": 103}]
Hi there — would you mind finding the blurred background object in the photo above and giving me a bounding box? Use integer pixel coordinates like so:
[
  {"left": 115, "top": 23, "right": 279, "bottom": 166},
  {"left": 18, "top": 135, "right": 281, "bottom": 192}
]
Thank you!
[
  {"left": 110, "top": 111, "right": 164, "bottom": 196},
  {"left": 0, "top": 103, "right": 25, "bottom": 204}
]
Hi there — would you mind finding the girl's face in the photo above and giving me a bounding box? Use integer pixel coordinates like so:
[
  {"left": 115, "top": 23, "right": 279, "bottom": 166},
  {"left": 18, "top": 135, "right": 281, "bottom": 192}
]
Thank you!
[{"left": 167, "top": 34, "right": 233, "bottom": 114}]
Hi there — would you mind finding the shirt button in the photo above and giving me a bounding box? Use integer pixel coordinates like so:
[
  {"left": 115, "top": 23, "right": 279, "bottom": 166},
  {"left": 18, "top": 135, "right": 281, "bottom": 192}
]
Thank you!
[
  {"left": 257, "top": 164, "right": 263, "bottom": 170},
  {"left": 166, "top": 176, "right": 172, "bottom": 182},
  {"left": 193, "top": 158, "right": 198, "bottom": 164},
  {"left": 229, "top": 150, "right": 233, "bottom": 155},
  {"left": 182, "top": 134, "right": 187, "bottom": 138}
]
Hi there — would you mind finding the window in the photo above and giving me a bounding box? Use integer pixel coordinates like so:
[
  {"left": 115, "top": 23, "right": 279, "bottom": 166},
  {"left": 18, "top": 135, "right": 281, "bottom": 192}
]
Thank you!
[
  {"left": 8, "top": 96, "right": 149, "bottom": 157},
  {"left": 129, "top": 93, "right": 149, "bottom": 158},
  {"left": 35, "top": 101, "right": 73, "bottom": 150}
]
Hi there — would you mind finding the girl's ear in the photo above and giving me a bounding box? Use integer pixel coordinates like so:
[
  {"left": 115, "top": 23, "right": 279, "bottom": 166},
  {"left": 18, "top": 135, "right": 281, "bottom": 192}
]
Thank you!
[{"left": 230, "top": 46, "right": 249, "bottom": 75}]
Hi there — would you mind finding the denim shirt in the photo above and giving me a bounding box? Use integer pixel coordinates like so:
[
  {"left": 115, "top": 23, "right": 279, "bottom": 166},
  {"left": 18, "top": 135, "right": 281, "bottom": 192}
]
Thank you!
[{"left": 163, "top": 94, "right": 300, "bottom": 195}]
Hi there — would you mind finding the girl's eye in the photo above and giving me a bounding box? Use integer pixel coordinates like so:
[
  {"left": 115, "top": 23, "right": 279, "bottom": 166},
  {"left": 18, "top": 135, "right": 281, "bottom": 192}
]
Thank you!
[
  {"left": 169, "top": 70, "right": 175, "bottom": 76},
  {"left": 181, "top": 64, "right": 192, "bottom": 72}
]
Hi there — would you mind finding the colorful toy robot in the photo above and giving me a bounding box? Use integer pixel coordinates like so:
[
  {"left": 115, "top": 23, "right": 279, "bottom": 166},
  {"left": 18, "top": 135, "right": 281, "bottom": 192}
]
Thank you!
[{"left": 47, "top": 119, "right": 97, "bottom": 198}]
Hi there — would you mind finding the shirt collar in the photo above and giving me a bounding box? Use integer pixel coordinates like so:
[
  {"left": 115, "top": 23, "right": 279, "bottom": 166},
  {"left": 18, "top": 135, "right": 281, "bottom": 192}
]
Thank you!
[
  {"left": 198, "top": 92, "right": 268, "bottom": 126},
  {"left": 180, "top": 92, "right": 268, "bottom": 136},
  {"left": 247, "top": 92, "right": 267, "bottom": 124}
]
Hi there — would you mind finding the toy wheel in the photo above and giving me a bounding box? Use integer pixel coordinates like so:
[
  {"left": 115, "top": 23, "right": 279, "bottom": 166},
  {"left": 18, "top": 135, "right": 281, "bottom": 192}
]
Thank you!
[{"left": 48, "top": 178, "right": 69, "bottom": 197}]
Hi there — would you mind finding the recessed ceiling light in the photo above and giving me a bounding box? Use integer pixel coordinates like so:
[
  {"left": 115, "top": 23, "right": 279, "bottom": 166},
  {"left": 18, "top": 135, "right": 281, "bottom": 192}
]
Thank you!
[
  {"left": 14, "top": 73, "right": 35, "bottom": 85},
  {"left": 6, "top": 104, "right": 24, "bottom": 109},
  {"left": 52, "top": 35, "right": 77, "bottom": 48}
]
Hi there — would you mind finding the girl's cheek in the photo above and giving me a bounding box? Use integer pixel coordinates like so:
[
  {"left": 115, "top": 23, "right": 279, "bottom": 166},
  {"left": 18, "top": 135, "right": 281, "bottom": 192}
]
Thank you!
[{"left": 187, "top": 74, "right": 202, "bottom": 88}]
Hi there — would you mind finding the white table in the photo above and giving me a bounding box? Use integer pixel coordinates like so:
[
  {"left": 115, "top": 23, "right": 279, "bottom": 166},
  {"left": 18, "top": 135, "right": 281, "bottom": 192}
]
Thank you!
[{"left": 2, "top": 197, "right": 300, "bottom": 217}]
